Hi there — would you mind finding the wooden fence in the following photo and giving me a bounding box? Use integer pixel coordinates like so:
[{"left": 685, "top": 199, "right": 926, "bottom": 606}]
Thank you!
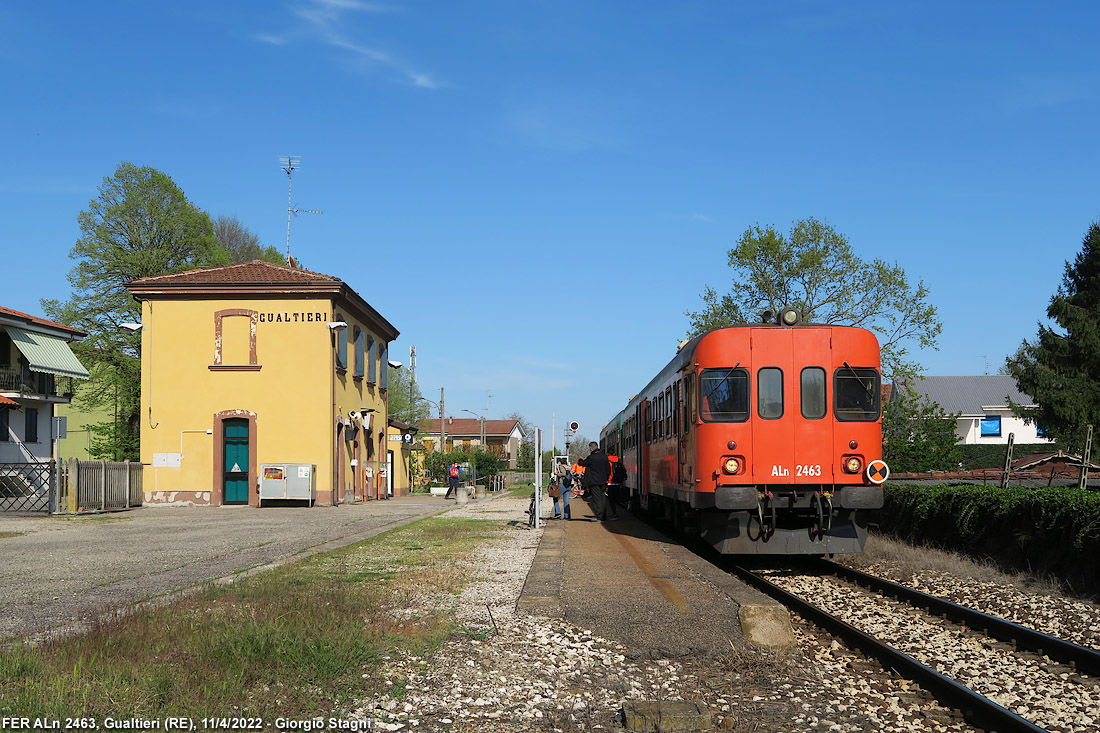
[{"left": 57, "top": 459, "right": 143, "bottom": 513}]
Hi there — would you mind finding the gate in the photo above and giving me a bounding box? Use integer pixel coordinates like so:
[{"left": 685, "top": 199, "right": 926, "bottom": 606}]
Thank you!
[{"left": 0, "top": 461, "right": 55, "bottom": 513}]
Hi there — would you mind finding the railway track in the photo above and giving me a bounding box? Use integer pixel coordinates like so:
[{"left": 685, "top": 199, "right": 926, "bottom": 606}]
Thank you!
[{"left": 730, "top": 560, "right": 1100, "bottom": 733}]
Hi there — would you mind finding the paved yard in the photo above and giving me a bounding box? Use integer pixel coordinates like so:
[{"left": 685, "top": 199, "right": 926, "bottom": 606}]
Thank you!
[{"left": 0, "top": 495, "right": 455, "bottom": 641}]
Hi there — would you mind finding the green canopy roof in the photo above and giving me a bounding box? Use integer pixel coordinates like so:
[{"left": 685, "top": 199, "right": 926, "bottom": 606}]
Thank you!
[{"left": 7, "top": 327, "right": 89, "bottom": 379}]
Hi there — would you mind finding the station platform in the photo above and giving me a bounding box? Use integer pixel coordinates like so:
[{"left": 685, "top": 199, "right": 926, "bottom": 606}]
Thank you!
[{"left": 516, "top": 496, "right": 793, "bottom": 656}]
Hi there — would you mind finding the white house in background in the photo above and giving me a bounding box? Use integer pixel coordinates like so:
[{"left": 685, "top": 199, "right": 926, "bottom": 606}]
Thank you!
[
  {"left": 0, "top": 306, "right": 89, "bottom": 463},
  {"left": 896, "top": 375, "right": 1053, "bottom": 445}
]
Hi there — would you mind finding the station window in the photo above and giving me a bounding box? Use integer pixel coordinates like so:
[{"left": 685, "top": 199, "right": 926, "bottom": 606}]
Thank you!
[
  {"left": 699, "top": 368, "right": 749, "bottom": 422},
  {"left": 834, "top": 366, "right": 881, "bottom": 422},
  {"left": 354, "top": 327, "right": 365, "bottom": 378},
  {"left": 980, "top": 415, "right": 1002, "bottom": 437},
  {"left": 758, "top": 368, "right": 783, "bottom": 419},
  {"left": 380, "top": 343, "right": 389, "bottom": 390},
  {"left": 335, "top": 314, "right": 348, "bottom": 371},
  {"left": 367, "top": 336, "right": 376, "bottom": 384},
  {"left": 801, "top": 367, "right": 826, "bottom": 419}
]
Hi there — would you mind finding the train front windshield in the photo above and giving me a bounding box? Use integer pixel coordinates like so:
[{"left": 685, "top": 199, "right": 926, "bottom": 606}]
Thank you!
[
  {"left": 834, "top": 367, "right": 881, "bottom": 421},
  {"left": 700, "top": 368, "right": 749, "bottom": 422}
]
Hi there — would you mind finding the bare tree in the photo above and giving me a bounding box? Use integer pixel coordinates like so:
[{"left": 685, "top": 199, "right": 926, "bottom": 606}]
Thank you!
[{"left": 213, "top": 215, "right": 286, "bottom": 265}]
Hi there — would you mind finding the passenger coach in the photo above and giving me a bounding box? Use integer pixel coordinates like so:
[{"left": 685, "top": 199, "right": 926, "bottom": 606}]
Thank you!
[{"left": 600, "top": 309, "right": 887, "bottom": 554}]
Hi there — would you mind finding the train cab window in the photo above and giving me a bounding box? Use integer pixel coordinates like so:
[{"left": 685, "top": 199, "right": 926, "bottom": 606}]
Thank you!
[
  {"left": 758, "top": 367, "right": 784, "bottom": 419},
  {"left": 699, "top": 368, "right": 749, "bottom": 422},
  {"left": 834, "top": 366, "right": 881, "bottom": 421},
  {"left": 801, "top": 367, "right": 827, "bottom": 419}
]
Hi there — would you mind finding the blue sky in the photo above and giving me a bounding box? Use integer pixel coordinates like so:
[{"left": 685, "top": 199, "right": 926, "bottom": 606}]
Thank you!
[{"left": 3, "top": 1, "right": 1098, "bottom": 452}]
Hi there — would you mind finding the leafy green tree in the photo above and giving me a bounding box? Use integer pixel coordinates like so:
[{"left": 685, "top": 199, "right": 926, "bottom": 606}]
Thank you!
[
  {"left": 42, "top": 162, "right": 226, "bottom": 460},
  {"left": 213, "top": 215, "right": 286, "bottom": 265},
  {"left": 882, "top": 383, "right": 961, "bottom": 472},
  {"left": 386, "top": 367, "right": 431, "bottom": 425},
  {"left": 685, "top": 217, "right": 941, "bottom": 380},
  {"left": 1006, "top": 222, "right": 1100, "bottom": 452}
]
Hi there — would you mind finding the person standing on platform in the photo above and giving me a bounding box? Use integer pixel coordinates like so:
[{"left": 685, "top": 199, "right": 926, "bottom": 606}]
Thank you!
[
  {"left": 551, "top": 456, "right": 572, "bottom": 520},
  {"left": 578, "top": 442, "right": 613, "bottom": 522},
  {"left": 445, "top": 461, "right": 460, "bottom": 499},
  {"left": 606, "top": 454, "right": 625, "bottom": 520}
]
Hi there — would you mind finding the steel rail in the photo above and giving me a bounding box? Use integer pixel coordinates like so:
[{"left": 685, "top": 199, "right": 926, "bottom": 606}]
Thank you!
[
  {"left": 820, "top": 559, "right": 1100, "bottom": 677},
  {"left": 730, "top": 565, "right": 1047, "bottom": 733}
]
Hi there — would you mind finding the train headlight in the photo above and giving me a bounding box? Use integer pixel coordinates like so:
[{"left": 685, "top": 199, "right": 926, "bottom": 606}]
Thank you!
[
  {"left": 844, "top": 456, "right": 863, "bottom": 474},
  {"left": 723, "top": 457, "right": 740, "bottom": 474}
]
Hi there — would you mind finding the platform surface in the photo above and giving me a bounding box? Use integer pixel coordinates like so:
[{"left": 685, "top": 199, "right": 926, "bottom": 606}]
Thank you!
[{"left": 517, "top": 496, "right": 788, "bottom": 657}]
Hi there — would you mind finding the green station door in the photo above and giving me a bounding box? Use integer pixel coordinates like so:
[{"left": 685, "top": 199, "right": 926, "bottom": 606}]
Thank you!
[{"left": 224, "top": 418, "right": 249, "bottom": 504}]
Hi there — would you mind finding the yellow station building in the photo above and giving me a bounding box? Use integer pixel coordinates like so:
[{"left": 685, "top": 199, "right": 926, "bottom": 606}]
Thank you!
[{"left": 126, "top": 261, "right": 400, "bottom": 507}]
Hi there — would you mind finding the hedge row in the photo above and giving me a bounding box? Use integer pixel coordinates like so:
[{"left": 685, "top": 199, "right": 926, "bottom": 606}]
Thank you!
[{"left": 878, "top": 483, "right": 1100, "bottom": 594}]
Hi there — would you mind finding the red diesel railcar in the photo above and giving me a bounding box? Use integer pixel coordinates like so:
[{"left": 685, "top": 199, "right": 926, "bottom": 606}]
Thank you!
[{"left": 600, "top": 309, "right": 887, "bottom": 554}]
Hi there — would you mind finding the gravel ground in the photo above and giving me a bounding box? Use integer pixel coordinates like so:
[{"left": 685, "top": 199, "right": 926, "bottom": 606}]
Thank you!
[
  {"left": 762, "top": 570, "right": 1100, "bottom": 732},
  {"left": 348, "top": 497, "right": 993, "bottom": 732}
]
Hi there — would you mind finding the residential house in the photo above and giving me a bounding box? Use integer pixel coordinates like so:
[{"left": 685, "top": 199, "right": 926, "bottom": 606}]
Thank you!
[
  {"left": 896, "top": 375, "right": 1052, "bottom": 445},
  {"left": 0, "top": 306, "right": 89, "bottom": 464},
  {"left": 418, "top": 417, "right": 524, "bottom": 468}
]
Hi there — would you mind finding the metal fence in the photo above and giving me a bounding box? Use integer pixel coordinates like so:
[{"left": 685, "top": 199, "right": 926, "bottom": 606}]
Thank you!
[
  {"left": 0, "top": 461, "right": 54, "bottom": 513},
  {"left": 502, "top": 470, "right": 551, "bottom": 486},
  {"left": 57, "top": 459, "right": 143, "bottom": 513}
]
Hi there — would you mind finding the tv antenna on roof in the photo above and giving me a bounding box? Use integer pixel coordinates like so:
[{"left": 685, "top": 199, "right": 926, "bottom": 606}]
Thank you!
[{"left": 279, "top": 156, "right": 323, "bottom": 264}]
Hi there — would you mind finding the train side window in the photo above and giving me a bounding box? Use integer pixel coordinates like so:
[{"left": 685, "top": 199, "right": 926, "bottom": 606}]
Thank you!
[
  {"left": 758, "top": 367, "right": 784, "bottom": 419},
  {"left": 834, "top": 366, "right": 881, "bottom": 421},
  {"left": 684, "top": 373, "right": 695, "bottom": 428},
  {"left": 660, "top": 385, "right": 668, "bottom": 435},
  {"left": 699, "top": 368, "right": 749, "bottom": 422},
  {"left": 658, "top": 393, "right": 665, "bottom": 438},
  {"left": 801, "top": 367, "right": 826, "bottom": 419}
]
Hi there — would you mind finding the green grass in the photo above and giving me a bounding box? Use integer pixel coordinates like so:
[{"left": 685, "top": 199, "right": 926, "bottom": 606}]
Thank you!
[
  {"left": 0, "top": 515, "right": 515, "bottom": 721},
  {"left": 0, "top": 532, "right": 22, "bottom": 540}
]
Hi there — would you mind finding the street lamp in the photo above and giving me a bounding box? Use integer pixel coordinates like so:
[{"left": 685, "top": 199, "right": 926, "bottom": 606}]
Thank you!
[{"left": 462, "top": 409, "right": 487, "bottom": 491}]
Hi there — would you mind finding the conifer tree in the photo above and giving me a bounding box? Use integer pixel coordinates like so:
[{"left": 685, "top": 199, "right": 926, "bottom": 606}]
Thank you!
[{"left": 1006, "top": 222, "right": 1100, "bottom": 452}]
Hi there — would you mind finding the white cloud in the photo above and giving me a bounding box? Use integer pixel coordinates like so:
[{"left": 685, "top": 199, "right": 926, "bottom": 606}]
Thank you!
[{"left": 258, "top": 0, "right": 440, "bottom": 89}]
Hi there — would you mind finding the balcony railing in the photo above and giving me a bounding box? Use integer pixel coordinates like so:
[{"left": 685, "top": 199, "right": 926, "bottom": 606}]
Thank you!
[{"left": 0, "top": 366, "right": 68, "bottom": 399}]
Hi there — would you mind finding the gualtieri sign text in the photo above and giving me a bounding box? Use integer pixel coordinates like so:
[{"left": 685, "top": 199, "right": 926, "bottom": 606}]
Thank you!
[{"left": 259, "top": 312, "right": 329, "bottom": 324}]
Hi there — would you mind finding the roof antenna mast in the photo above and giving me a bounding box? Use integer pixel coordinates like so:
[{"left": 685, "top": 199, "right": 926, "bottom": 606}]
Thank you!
[{"left": 279, "top": 156, "right": 323, "bottom": 265}]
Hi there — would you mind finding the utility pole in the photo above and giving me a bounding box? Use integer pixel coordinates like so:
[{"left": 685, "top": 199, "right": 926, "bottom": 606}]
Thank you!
[{"left": 440, "top": 387, "right": 445, "bottom": 453}]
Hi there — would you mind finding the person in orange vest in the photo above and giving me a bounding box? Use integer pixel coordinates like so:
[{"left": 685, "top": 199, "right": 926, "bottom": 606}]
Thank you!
[
  {"left": 571, "top": 462, "right": 586, "bottom": 499},
  {"left": 606, "top": 454, "right": 625, "bottom": 520},
  {"left": 445, "top": 462, "right": 460, "bottom": 499}
]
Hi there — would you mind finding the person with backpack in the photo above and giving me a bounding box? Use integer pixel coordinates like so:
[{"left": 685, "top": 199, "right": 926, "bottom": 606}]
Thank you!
[
  {"left": 550, "top": 456, "right": 572, "bottom": 520},
  {"left": 445, "top": 462, "right": 460, "bottom": 499},
  {"left": 606, "top": 454, "right": 627, "bottom": 520}
]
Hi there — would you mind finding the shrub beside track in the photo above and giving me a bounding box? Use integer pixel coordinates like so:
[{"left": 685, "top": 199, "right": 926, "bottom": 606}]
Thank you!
[{"left": 877, "top": 483, "right": 1100, "bottom": 594}]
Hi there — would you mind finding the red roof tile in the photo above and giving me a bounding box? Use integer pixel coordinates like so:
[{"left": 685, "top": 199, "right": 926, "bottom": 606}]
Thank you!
[
  {"left": 128, "top": 260, "right": 341, "bottom": 285},
  {"left": 0, "top": 395, "right": 18, "bottom": 406},
  {"left": 419, "top": 419, "right": 522, "bottom": 437},
  {"left": 0, "top": 306, "right": 84, "bottom": 336}
]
